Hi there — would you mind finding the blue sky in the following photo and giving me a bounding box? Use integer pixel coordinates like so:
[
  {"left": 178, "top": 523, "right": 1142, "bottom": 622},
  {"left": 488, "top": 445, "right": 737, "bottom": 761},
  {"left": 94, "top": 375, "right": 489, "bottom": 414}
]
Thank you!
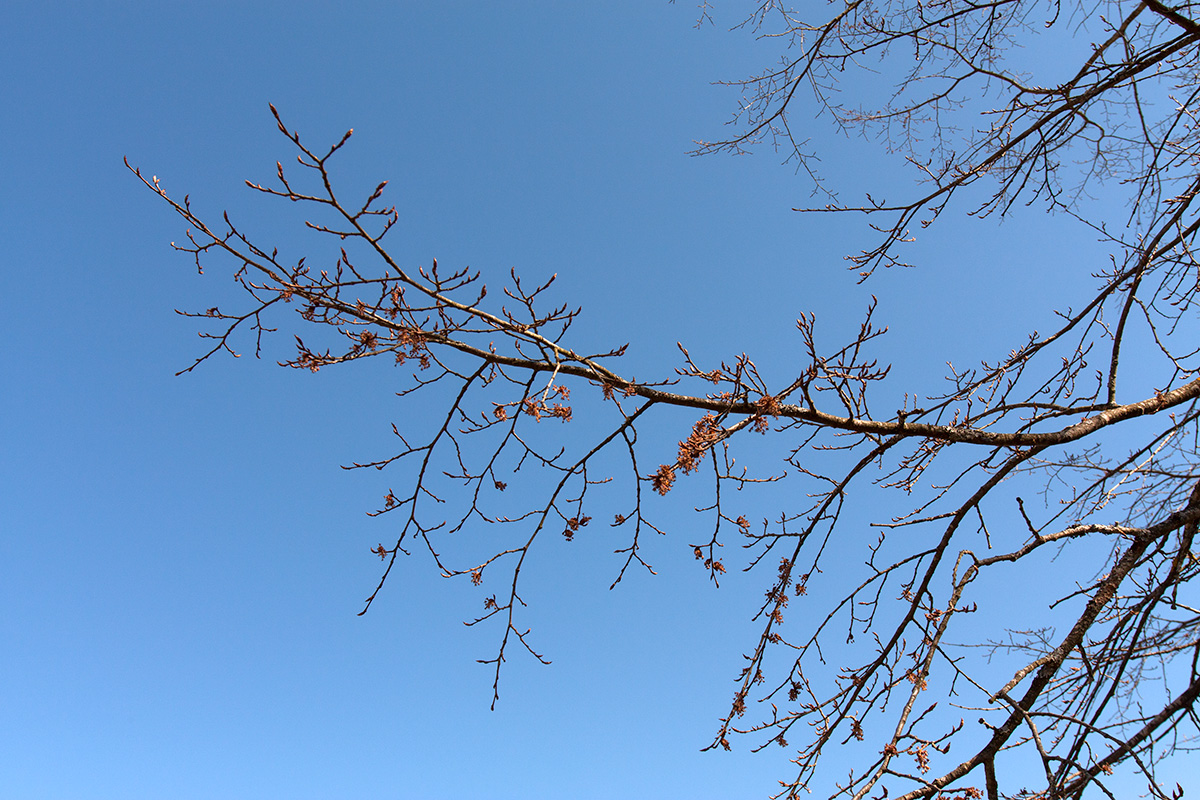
[{"left": 0, "top": 3, "right": 1166, "bottom": 798}]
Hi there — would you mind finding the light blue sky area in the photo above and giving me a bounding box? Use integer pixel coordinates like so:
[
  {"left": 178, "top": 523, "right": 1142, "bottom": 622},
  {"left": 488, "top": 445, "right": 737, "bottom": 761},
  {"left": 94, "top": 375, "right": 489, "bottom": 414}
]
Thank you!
[{"left": 0, "top": 3, "right": 1169, "bottom": 799}]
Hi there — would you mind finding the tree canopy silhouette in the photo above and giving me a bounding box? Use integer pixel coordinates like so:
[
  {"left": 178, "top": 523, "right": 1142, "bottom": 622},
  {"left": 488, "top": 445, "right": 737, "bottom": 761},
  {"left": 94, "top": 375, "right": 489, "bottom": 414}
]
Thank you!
[{"left": 132, "top": 2, "right": 1200, "bottom": 797}]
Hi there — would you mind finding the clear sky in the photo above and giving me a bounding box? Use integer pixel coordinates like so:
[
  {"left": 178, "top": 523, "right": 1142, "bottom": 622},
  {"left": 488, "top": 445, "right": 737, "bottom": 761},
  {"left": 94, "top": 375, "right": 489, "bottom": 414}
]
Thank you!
[{"left": 0, "top": 3, "right": 1162, "bottom": 799}]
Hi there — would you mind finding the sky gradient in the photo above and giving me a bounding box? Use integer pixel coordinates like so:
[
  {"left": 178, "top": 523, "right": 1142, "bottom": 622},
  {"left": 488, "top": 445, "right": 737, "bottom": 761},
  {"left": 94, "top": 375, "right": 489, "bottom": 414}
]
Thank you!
[{"left": 1, "top": 3, "right": 1173, "bottom": 798}]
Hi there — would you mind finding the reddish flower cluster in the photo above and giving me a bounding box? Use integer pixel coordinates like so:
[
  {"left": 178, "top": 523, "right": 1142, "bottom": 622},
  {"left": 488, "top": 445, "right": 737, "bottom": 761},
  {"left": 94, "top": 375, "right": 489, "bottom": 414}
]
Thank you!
[
  {"left": 562, "top": 515, "right": 592, "bottom": 541},
  {"left": 693, "top": 544, "right": 726, "bottom": 574},
  {"left": 651, "top": 463, "right": 676, "bottom": 495},
  {"left": 752, "top": 394, "right": 781, "bottom": 433},
  {"left": 914, "top": 747, "right": 930, "bottom": 774},
  {"left": 598, "top": 381, "right": 635, "bottom": 399},
  {"left": 390, "top": 327, "right": 429, "bottom": 369},
  {"left": 940, "top": 789, "right": 983, "bottom": 800},
  {"left": 677, "top": 414, "right": 723, "bottom": 475},
  {"left": 522, "top": 397, "right": 573, "bottom": 422}
]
